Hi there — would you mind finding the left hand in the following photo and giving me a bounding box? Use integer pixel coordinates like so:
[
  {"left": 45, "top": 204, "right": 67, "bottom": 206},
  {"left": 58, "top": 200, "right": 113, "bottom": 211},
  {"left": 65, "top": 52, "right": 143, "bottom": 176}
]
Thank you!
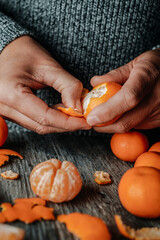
[{"left": 86, "top": 49, "right": 160, "bottom": 133}]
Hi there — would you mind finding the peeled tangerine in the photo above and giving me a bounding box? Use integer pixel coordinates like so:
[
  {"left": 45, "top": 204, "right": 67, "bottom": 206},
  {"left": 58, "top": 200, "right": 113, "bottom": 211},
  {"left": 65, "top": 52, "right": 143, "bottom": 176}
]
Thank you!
[{"left": 30, "top": 159, "right": 82, "bottom": 203}]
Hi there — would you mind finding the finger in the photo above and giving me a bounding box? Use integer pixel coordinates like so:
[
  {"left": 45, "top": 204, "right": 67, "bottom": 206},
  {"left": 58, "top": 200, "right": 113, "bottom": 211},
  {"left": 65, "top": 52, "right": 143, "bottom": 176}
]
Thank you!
[
  {"left": 32, "top": 63, "right": 83, "bottom": 111},
  {"left": 2, "top": 86, "right": 90, "bottom": 131},
  {"left": 93, "top": 93, "right": 158, "bottom": 133},
  {"left": 0, "top": 103, "right": 70, "bottom": 134},
  {"left": 90, "top": 62, "right": 132, "bottom": 87},
  {"left": 87, "top": 60, "right": 158, "bottom": 126}
]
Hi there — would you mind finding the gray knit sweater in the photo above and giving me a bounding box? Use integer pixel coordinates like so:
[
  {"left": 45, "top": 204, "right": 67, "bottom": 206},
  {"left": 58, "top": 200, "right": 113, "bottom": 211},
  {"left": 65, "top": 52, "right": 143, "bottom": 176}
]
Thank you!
[{"left": 0, "top": 0, "right": 160, "bottom": 133}]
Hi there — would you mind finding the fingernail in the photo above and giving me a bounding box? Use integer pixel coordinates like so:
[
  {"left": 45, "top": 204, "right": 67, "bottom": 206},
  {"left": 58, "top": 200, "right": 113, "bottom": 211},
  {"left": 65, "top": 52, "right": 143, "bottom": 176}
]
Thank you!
[{"left": 87, "top": 115, "right": 100, "bottom": 126}]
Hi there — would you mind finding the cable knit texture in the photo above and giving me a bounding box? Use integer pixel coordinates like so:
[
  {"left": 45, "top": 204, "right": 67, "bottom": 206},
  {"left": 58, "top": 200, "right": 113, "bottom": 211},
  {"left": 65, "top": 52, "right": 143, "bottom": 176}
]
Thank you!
[{"left": 0, "top": 0, "right": 160, "bottom": 134}]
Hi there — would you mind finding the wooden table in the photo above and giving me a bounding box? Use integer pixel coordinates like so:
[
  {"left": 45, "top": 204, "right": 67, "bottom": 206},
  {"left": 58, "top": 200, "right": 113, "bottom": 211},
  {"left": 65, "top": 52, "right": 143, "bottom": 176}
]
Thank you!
[{"left": 0, "top": 128, "right": 160, "bottom": 240}]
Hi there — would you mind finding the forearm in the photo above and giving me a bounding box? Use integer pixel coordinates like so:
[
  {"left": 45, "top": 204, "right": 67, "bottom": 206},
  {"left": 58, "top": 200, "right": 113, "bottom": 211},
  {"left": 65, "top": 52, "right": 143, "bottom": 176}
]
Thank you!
[{"left": 0, "top": 11, "right": 33, "bottom": 53}]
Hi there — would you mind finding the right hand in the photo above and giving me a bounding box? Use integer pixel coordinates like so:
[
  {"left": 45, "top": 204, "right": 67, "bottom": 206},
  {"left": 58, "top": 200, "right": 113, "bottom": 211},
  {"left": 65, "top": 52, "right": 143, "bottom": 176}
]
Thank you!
[{"left": 0, "top": 36, "right": 90, "bottom": 134}]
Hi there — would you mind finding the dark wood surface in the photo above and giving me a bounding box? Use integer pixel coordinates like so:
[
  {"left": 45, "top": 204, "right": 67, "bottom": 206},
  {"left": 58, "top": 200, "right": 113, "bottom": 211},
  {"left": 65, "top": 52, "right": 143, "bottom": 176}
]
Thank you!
[{"left": 0, "top": 129, "right": 160, "bottom": 240}]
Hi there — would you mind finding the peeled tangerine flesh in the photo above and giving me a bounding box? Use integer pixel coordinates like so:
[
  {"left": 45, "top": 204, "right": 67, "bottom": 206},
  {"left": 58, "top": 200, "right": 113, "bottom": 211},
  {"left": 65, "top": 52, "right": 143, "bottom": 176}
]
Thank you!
[
  {"left": 30, "top": 159, "right": 82, "bottom": 203},
  {"left": 115, "top": 215, "right": 160, "bottom": 240}
]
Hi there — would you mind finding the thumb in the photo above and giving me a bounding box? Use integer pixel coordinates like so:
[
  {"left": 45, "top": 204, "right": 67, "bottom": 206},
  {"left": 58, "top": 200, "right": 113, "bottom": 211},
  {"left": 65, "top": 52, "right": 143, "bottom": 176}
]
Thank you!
[
  {"left": 33, "top": 62, "right": 83, "bottom": 111},
  {"left": 90, "top": 62, "right": 133, "bottom": 87}
]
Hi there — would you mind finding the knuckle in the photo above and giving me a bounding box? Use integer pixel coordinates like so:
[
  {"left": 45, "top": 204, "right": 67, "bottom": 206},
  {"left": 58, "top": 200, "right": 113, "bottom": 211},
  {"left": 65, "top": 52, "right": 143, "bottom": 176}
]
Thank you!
[
  {"left": 37, "top": 116, "right": 48, "bottom": 126},
  {"left": 123, "top": 89, "right": 139, "bottom": 109},
  {"left": 34, "top": 125, "right": 48, "bottom": 135},
  {"left": 116, "top": 119, "right": 132, "bottom": 133}
]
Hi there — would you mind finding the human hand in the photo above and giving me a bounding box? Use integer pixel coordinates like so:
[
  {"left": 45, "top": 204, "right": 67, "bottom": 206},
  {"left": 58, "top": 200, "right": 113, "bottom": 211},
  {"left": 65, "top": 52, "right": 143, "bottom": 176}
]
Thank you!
[
  {"left": 0, "top": 36, "right": 90, "bottom": 133},
  {"left": 86, "top": 49, "right": 160, "bottom": 133}
]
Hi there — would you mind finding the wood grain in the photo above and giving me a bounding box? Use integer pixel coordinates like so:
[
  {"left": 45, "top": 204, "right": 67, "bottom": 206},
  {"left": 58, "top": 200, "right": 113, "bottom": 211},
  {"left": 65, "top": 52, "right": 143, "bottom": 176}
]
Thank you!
[{"left": 0, "top": 128, "right": 159, "bottom": 240}]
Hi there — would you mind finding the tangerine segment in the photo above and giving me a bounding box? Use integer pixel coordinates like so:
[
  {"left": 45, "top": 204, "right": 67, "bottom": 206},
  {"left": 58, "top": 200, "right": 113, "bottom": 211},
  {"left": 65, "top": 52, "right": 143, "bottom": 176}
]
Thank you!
[
  {"left": 0, "top": 154, "right": 9, "bottom": 167},
  {"left": 149, "top": 142, "right": 160, "bottom": 153},
  {"left": 60, "top": 161, "right": 82, "bottom": 201},
  {"left": 118, "top": 167, "right": 160, "bottom": 218},
  {"left": 30, "top": 159, "right": 82, "bottom": 203},
  {"left": 0, "top": 116, "right": 8, "bottom": 147},
  {"left": 58, "top": 212, "right": 111, "bottom": 240},
  {"left": 57, "top": 107, "right": 83, "bottom": 117},
  {"left": 82, "top": 82, "right": 122, "bottom": 120},
  {"left": 1, "top": 170, "right": 19, "bottom": 179},
  {"left": 110, "top": 131, "right": 149, "bottom": 162},
  {"left": 0, "top": 149, "right": 23, "bottom": 159},
  {"left": 134, "top": 151, "right": 160, "bottom": 170},
  {"left": 0, "top": 223, "right": 25, "bottom": 240},
  {"left": 115, "top": 215, "right": 160, "bottom": 240},
  {"left": 30, "top": 161, "right": 58, "bottom": 200}
]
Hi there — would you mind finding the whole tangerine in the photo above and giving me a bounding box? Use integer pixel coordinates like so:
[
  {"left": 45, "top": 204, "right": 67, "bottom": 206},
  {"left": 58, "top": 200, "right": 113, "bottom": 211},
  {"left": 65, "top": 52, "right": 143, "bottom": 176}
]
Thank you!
[
  {"left": 134, "top": 151, "right": 160, "bottom": 170},
  {"left": 118, "top": 167, "right": 160, "bottom": 218},
  {"left": 110, "top": 131, "right": 149, "bottom": 162},
  {"left": 149, "top": 142, "right": 160, "bottom": 153},
  {"left": 30, "top": 159, "right": 82, "bottom": 203},
  {"left": 0, "top": 116, "right": 8, "bottom": 147},
  {"left": 82, "top": 82, "right": 122, "bottom": 125}
]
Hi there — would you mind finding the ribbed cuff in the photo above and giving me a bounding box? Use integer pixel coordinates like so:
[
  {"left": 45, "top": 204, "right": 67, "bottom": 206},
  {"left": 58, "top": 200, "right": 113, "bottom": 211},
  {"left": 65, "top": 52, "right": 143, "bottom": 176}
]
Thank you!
[{"left": 0, "top": 12, "right": 33, "bottom": 53}]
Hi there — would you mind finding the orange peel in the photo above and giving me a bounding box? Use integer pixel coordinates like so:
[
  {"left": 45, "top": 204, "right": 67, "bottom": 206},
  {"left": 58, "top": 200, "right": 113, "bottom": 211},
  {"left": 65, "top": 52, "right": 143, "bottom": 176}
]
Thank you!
[
  {"left": 0, "top": 223, "right": 25, "bottom": 240},
  {"left": 57, "top": 212, "right": 111, "bottom": 240},
  {"left": 94, "top": 171, "right": 112, "bottom": 185},
  {"left": 58, "top": 83, "right": 122, "bottom": 126},
  {"left": 1, "top": 170, "right": 19, "bottom": 179},
  {"left": 0, "top": 154, "right": 9, "bottom": 166},
  {"left": 0, "top": 149, "right": 23, "bottom": 159},
  {"left": 57, "top": 107, "right": 83, "bottom": 117},
  {"left": 32, "top": 205, "right": 55, "bottom": 220},
  {"left": 0, "top": 198, "right": 55, "bottom": 224},
  {"left": 82, "top": 82, "right": 122, "bottom": 125},
  {"left": 115, "top": 215, "right": 160, "bottom": 240},
  {"left": 14, "top": 198, "right": 46, "bottom": 206}
]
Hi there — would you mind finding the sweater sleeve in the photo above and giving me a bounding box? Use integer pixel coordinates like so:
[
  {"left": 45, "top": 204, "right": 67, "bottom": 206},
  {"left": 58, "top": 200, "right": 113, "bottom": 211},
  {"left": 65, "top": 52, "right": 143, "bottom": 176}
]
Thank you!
[{"left": 0, "top": 11, "right": 33, "bottom": 53}]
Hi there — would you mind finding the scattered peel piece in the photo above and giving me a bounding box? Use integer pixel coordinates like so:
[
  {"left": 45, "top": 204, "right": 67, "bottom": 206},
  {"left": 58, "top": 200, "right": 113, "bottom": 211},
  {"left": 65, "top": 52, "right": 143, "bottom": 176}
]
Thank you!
[
  {"left": 0, "top": 149, "right": 23, "bottom": 159},
  {"left": 1, "top": 170, "right": 19, "bottom": 179},
  {"left": 94, "top": 171, "right": 112, "bottom": 185},
  {"left": 0, "top": 198, "right": 55, "bottom": 224},
  {"left": 115, "top": 215, "right": 160, "bottom": 240},
  {"left": 32, "top": 205, "right": 55, "bottom": 220},
  {"left": 57, "top": 212, "right": 111, "bottom": 240},
  {"left": 57, "top": 107, "right": 83, "bottom": 117},
  {"left": 13, "top": 203, "right": 40, "bottom": 224},
  {"left": 14, "top": 198, "right": 46, "bottom": 206},
  {"left": 0, "top": 223, "right": 25, "bottom": 240},
  {"left": 0, "top": 154, "right": 9, "bottom": 167}
]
